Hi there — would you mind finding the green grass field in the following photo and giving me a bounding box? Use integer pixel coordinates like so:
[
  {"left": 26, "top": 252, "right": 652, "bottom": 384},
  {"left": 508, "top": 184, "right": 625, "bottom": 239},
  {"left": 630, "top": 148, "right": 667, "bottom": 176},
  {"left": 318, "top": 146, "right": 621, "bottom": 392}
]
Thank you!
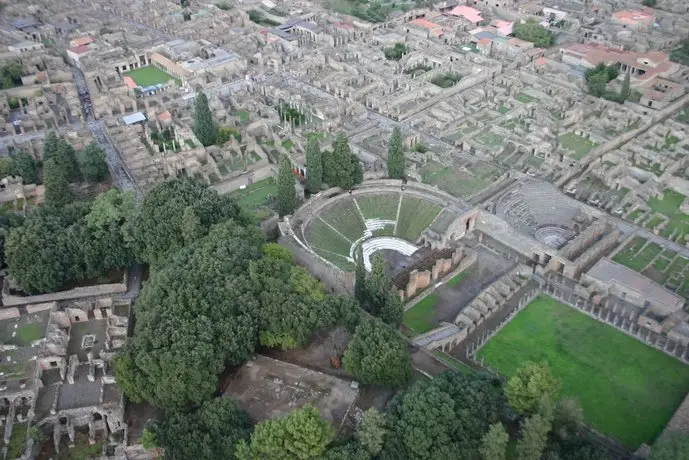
[
  {"left": 396, "top": 196, "right": 441, "bottom": 241},
  {"left": 403, "top": 294, "right": 438, "bottom": 334},
  {"left": 124, "top": 66, "right": 176, "bottom": 87},
  {"left": 649, "top": 189, "right": 686, "bottom": 217},
  {"left": 478, "top": 296, "right": 689, "bottom": 449},
  {"left": 420, "top": 161, "right": 496, "bottom": 198},
  {"left": 231, "top": 177, "right": 277, "bottom": 210},
  {"left": 558, "top": 133, "right": 598, "bottom": 160},
  {"left": 320, "top": 199, "right": 366, "bottom": 241},
  {"left": 306, "top": 218, "right": 352, "bottom": 257},
  {"left": 355, "top": 193, "right": 400, "bottom": 221},
  {"left": 17, "top": 323, "right": 44, "bottom": 346}
]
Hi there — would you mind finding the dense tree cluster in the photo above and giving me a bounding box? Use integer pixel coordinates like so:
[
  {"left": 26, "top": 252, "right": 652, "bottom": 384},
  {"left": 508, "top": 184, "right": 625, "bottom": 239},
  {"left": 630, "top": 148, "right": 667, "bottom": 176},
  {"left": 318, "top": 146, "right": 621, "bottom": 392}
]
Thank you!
[
  {"left": 505, "top": 361, "right": 560, "bottom": 415},
  {"left": 343, "top": 317, "right": 412, "bottom": 387},
  {"left": 386, "top": 126, "right": 405, "bottom": 180},
  {"left": 236, "top": 405, "right": 334, "bottom": 459},
  {"left": 513, "top": 20, "right": 556, "bottom": 48},
  {"left": 0, "top": 152, "right": 39, "bottom": 185},
  {"left": 355, "top": 251, "right": 404, "bottom": 327},
  {"left": 584, "top": 64, "right": 620, "bottom": 99},
  {"left": 129, "top": 178, "right": 250, "bottom": 265},
  {"left": 115, "top": 180, "right": 361, "bottom": 412},
  {"left": 78, "top": 142, "right": 109, "bottom": 183},
  {"left": 670, "top": 38, "right": 689, "bottom": 66},
  {"left": 650, "top": 432, "right": 689, "bottom": 460},
  {"left": 5, "top": 190, "right": 135, "bottom": 293},
  {"left": 0, "top": 62, "right": 23, "bottom": 89},
  {"left": 151, "top": 397, "right": 251, "bottom": 460}
]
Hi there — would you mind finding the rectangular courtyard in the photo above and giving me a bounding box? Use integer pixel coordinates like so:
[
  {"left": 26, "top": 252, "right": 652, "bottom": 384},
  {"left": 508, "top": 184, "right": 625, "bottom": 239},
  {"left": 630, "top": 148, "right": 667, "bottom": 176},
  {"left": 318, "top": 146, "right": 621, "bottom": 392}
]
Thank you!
[{"left": 477, "top": 295, "right": 689, "bottom": 449}]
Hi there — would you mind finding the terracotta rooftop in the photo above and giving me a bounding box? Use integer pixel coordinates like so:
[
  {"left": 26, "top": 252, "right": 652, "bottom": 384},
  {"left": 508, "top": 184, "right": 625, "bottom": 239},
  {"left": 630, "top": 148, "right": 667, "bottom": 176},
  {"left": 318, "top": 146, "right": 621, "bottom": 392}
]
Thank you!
[
  {"left": 69, "top": 45, "right": 90, "bottom": 55},
  {"left": 71, "top": 36, "right": 94, "bottom": 47},
  {"left": 447, "top": 5, "right": 483, "bottom": 23}
]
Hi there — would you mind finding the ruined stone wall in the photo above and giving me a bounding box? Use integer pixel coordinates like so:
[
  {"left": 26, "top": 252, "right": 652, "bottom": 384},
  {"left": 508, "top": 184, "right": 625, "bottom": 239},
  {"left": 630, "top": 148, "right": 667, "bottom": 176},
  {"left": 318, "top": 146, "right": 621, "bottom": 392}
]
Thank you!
[{"left": 405, "top": 249, "right": 478, "bottom": 299}]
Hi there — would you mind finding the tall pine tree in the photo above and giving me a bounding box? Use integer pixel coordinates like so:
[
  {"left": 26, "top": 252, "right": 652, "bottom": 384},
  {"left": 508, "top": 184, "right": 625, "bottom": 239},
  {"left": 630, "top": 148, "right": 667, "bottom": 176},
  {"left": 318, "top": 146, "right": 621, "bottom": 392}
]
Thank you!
[
  {"left": 387, "top": 126, "right": 405, "bottom": 179},
  {"left": 620, "top": 72, "right": 631, "bottom": 101},
  {"left": 193, "top": 92, "right": 217, "bottom": 147},
  {"left": 56, "top": 140, "right": 82, "bottom": 183},
  {"left": 277, "top": 154, "right": 297, "bottom": 216},
  {"left": 355, "top": 245, "right": 367, "bottom": 305},
  {"left": 43, "top": 131, "right": 60, "bottom": 163},
  {"left": 366, "top": 253, "right": 403, "bottom": 327},
  {"left": 43, "top": 158, "right": 72, "bottom": 208},
  {"left": 306, "top": 137, "right": 322, "bottom": 193}
]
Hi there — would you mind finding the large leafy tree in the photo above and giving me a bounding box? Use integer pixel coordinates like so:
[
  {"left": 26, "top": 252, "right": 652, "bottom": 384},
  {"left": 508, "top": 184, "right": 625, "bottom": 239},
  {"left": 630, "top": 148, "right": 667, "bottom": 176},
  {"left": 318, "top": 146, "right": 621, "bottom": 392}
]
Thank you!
[
  {"left": 479, "top": 423, "right": 508, "bottom": 460},
  {"left": 505, "top": 361, "right": 560, "bottom": 415},
  {"left": 236, "top": 405, "right": 334, "bottom": 460},
  {"left": 357, "top": 408, "right": 386, "bottom": 456},
  {"left": 193, "top": 91, "right": 217, "bottom": 146},
  {"left": 306, "top": 137, "right": 322, "bottom": 193},
  {"left": 516, "top": 414, "right": 551, "bottom": 460},
  {"left": 5, "top": 213, "right": 71, "bottom": 293},
  {"left": 387, "top": 126, "right": 405, "bottom": 179},
  {"left": 42, "top": 158, "right": 72, "bottom": 208},
  {"left": 115, "top": 221, "right": 263, "bottom": 411},
  {"left": 0, "top": 212, "right": 24, "bottom": 269},
  {"left": 12, "top": 151, "right": 39, "bottom": 184},
  {"left": 383, "top": 381, "right": 458, "bottom": 459},
  {"left": 129, "top": 178, "right": 248, "bottom": 265},
  {"left": 78, "top": 142, "right": 109, "bottom": 183},
  {"left": 277, "top": 154, "right": 297, "bottom": 216},
  {"left": 343, "top": 317, "right": 411, "bottom": 387},
  {"left": 153, "top": 397, "right": 251, "bottom": 460},
  {"left": 650, "top": 433, "right": 689, "bottom": 460}
]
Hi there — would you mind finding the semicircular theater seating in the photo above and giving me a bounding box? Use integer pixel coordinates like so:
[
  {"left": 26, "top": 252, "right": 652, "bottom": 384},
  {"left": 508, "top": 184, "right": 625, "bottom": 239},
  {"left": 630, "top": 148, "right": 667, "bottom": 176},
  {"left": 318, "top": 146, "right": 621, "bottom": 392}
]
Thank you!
[{"left": 360, "top": 237, "right": 420, "bottom": 272}]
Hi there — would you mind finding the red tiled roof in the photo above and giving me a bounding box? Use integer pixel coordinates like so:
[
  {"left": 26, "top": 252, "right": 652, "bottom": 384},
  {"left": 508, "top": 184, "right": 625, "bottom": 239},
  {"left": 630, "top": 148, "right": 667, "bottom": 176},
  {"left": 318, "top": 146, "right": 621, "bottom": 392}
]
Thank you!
[{"left": 69, "top": 45, "right": 90, "bottom": 54}]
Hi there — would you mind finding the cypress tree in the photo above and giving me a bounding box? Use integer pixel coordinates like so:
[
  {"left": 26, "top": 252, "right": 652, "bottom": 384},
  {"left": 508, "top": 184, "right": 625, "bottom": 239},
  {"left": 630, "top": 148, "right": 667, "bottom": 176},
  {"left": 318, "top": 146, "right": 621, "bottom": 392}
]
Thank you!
[
  {"left": 620, "top": 72, "right": 631, "bottom": 101},
  {"left": 193, "top": 92, "right": 217, "bottom": 147},
  {"left": 277, "top": 154, "right": 297, "bottom": 216},
  {"left": 55, "top": 140, "right": 82, "bottom": 183},
  {"left": 387, "top": 126, "right": 405, "bottom": 179},
  {"left": 43, "top": 131, "right": 60, "bottom": 162},
  {"left": 43, "top": 158, "right": 72, "bottom": 208},
  {"left": 306, "top": 137, "right": 322, "bottom": 193},
  {"left": 355, "top": 245, "right": 367, "bottom": 305}
]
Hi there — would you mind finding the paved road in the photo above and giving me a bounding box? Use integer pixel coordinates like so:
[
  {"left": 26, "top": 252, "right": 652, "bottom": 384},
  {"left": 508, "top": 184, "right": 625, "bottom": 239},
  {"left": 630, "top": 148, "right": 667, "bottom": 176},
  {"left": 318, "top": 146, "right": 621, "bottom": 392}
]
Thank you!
[{"left": 70, "top": 66, "right": 141, "bottom": 197}]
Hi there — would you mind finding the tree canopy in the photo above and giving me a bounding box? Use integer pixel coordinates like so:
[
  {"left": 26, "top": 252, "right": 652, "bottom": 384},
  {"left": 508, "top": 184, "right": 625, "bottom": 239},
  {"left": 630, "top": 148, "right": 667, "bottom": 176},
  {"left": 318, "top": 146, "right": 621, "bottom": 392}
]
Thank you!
[
  {"left": 236, "top": 405, "right": 334, "bottom": 460},
  {"left": 43, "top": 158, "right": 72, "bottom": 208},
  {"left": 387, "top": 126, "right": 405, "bottom": 180},
  {"left": 513, "top": 20, "right": 556, "bottom": 47},
  {"left": 5, "top": 192, "right": 134, "bottom": 294},
  {"left": 516, "top": 414, "right": 551, "bottom": 460},
  {"left": 11, "top": 151, "right": 39, "bottom": 185},
  {"left": 343, "top": 316, "right": 411, "bottom": 387},
  {"left": 153, "top": 397, "right": 251, "bottom": 460},
  {"left": 193, "top": 91, "right": 218, "bottom": 146},
  {"left": 78, "top": 142, "right": 109, "bottom": 183},
  {"left": 505, "top": 361, "right": 560, "bottom": 415},
  {"left": 129, "top": 178, "right": 249, "bottom": 265}
]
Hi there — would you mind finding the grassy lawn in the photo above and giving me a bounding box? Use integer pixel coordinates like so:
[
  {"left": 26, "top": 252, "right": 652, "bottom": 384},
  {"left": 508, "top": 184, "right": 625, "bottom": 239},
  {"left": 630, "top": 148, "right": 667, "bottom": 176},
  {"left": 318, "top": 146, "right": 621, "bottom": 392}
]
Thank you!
[
  {"left": 612, "top": 240, "right": 662, "bottom": 272},
  {"left": 403, "top": 294, "right": 438, "bottom": 334},
  {"left": 320, "top": 199, "right": 366, "bottom": 242},
  {"left": 234, "top": 110, "right": 250, "bottom": 124},
  {"left": 432, "top": 350, "right": 476, "bottom": 375},
  {"left": 356, "top": 193, "right": 400, "bottom": 221},
  {"left": 515, "top": 92, "right": 539, "bottom": 103},
  {"left": 478, "top": 295, "right": 689, "bottom": 449},
  {"left": 230, "top": 177, "right": 277, "bottom": 210},
  {"left": 420, "top": 161, "right": 496, "bottom": 198},
  {"left": 447, "top": 268, "right": 472, "bottom": 287},
  {"left": 306, "top": 218, "right": 352, "bottom": 257},
  {"left": 558, "top": 133, "right": 598, "bottom": 160},
  {"left": 7, "top": 423, "right": 27, "bottom": 459},
  {"left": 627, "top": 209, "right": 645, "bottom": 221},
  {"left": 17, "top": 323, "right": 45, "bottom": 346},
  {"left": 396, "top": 196, "right": 442, "bottom": 241},
  {"left": 281, "top": 139, "right": 293, "bottom": 151},
  {"left": 475, "top": 130, "right": 505, "bottom": 148},
  {"left": 123, "top": 66, "right": 175, "bottom": 87},
  {"left": 649, "top": 189, "right": 686, "bottom": 217},
  {"left": 645, "top": 214, "right": 665, "bottom": 230}
]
